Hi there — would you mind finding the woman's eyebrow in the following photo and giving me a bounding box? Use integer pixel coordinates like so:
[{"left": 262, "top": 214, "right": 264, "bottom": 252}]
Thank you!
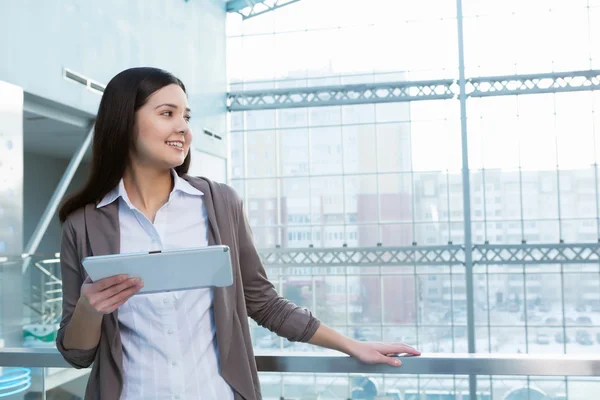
[{"left": 155, "top": 103, "right": 191, "bottom": 112}]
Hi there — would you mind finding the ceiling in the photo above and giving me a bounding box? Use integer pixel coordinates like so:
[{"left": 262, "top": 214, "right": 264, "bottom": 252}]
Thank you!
[
  {"left": 23, "top": 111, "right": 89, "bottom": 159},
  {"left": 22, "top": 95, "right": 93, "bottom": 160}
]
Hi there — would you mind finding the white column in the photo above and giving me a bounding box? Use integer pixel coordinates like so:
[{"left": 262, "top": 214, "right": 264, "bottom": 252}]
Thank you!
[{"left": 0, "top": 81, "right": 24, "bottom": 346}]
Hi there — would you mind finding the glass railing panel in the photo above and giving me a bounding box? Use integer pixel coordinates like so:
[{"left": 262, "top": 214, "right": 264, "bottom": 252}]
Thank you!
[
  {"left": 0, "top": 254, "right": 87, "bottom": 399},
  {"left": 0, "top": 253, "right": 62, "bottom": 350},
  {"left": 258, "top": 373, "right": 600, "bottom": 400}
]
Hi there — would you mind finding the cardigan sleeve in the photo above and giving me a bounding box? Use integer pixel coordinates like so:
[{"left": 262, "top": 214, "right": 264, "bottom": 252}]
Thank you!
[
  {"left": 227, "top": 187, "right": 321, "bottom": 342},
  {"left": 55, "top": 217, "right": 97, "bottom": 368}
]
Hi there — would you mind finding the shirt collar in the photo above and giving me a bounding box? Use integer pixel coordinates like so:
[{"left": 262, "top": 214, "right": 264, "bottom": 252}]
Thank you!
[
  {"left": 172, "top": 170, "right": 203, "bottom": 197},
  {"left": 96, "top": 169, "right": 203, "bottom": 209}
]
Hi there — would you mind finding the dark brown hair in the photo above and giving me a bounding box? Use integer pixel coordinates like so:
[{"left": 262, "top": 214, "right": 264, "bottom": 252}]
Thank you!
[{"left": 59, "top": 67, "right": 190, "bottom": 223}]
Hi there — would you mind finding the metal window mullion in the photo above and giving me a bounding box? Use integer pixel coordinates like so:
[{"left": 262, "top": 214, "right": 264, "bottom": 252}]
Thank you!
[
  {"left": 226, "top": 115, "right": 233, "bottom": 186},
  {"left": 592, "top": 97, "right": 600, "bottom": 239},
  {"left": 312, "top": 273, "right": 317, "bottom": 325},
  {"left": 455, "top": 1, "right": 477, "bottom": 399},
  {"left": 408, "top": 99, "right": 421, "bottom": 351},
  {"left": 450, "top": 266, "right": 455, "bottom": 353},
  {"left": 486, "top": 262, "right": 492, "bottom": 352},
  {"left": 410, "top": 166, "right": 417, "bottom": 243},
  {"left": 481, "top": 165, "right": 493, "bottom": 352},
  {"left": 340, "top": 107, "right": 351, "bottom": 338},
  {"left": 595, "top": 163, "right": 600, "bottom": 241},
  {"left": 278, "top": 275, "right": 284, "bottom": 353},
  {"left": 514, "top": 96, "right": 530, "bottom": 354},
  {"left": 482, "top": 168, "right": 488, "bottom": 241},
  {"left": 380, "top": 265, "right": 385, "bottom": 341},
  {"left": 578, "top": 18, "right": 595, "bottom": 360},
  {"left": 414, "top": 263, "right": 421, "bottom": 350},
  {"left": 373, "top": 105, "right": 382, "bottom": 244},
  {"left": 338, "top": 105, "right": 347, "bottom": 243},
  {"left": 307, "top": 107, "right": 315, "bottom": 239},
  {"left": 552, "top": 92, "right": 570, "bottom": 356},
  {"left": 456, "top": 0, "right": 474, "bottom": 348},
  {"left": 522, "top": 262, "right": 530, "bottom": 354},
  {"left": 515, "top": 122, "right": 529, "bottom": 355},
  {"left": 587, "top": 0, "right": 594, "bottom": 71},
  {"left": 554, "top": 92, "right": 563, "bottom": 237},
  {"left": 408, "top": 103, "right": 416, "bottom": 243},
  {"left": 275, "top": 111, "right": 282, "bottom": 246},
  {"left": 243, "top": 111, "right": 249, "bottom": 213},
  {"left": 475, "top": 104, "right": 486, "bottom": 243},
  {"left": 446, "top": 170, "right": 452, "bottom": 242},
  {"left": 592, "top": 76, "right": 600, "bottom": 400},
  {"left": 345, "top": 268, "right": 350, "bottom": 337}
]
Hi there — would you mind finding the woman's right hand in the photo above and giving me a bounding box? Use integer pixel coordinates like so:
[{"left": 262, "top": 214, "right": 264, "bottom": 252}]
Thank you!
[{"left": 78, "top": 275, "right": 143, "bottom": 315}]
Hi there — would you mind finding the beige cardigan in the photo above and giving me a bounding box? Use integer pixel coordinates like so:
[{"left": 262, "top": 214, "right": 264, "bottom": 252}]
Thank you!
[{"left": 56, "top": 176, "right": 321, "bottom": 399}]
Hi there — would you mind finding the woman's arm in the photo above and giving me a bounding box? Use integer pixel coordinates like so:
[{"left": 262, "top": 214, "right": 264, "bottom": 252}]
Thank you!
[
  {"left": 230, "top": 186, "right": 420, "bottom": 365},
  {"left": 62, "top": 295, "right": 103, "bottom": 351},
  {"left": 56, "top": 218, "right": 143, "bottom": 367},
  {"left": 234, "top": 191, "right": 320, "bottom": 342},
  {"left": 62, "top": 275, "right": 142, "bottom": 350},
  {"left": 308, "top": 324, "right": 420, "bottom": 366}
]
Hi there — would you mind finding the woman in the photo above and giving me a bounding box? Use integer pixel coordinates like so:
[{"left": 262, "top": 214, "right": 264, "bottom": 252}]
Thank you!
[{"left": 57, "top": 67, "right": 420, "bottom": 400}]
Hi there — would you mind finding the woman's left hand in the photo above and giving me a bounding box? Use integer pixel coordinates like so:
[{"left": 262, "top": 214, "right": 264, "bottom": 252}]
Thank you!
[{"left": 348, "top": 341, "right": 421, "bottom": 367}]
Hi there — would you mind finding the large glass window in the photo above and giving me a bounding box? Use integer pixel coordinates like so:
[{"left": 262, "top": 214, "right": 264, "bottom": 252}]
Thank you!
[{"left": 227, "top": 0, "right": 600, "bottom": 370}]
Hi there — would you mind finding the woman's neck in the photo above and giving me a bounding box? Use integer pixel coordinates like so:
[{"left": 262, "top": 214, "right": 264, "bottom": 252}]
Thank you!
[{"left": 122, "top": 165, "right": 173, "bottom": 222}]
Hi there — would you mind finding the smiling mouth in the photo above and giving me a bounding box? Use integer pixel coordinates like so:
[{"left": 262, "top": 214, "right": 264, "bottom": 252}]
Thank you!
[{"left": 166, "top": 141, "right": 184, "bottom": 151}]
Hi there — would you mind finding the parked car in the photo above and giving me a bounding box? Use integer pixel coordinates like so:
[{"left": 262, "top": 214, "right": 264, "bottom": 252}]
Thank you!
[
  {"left": 539, "top": 303, "right": 551, "bottom": 312},
  {"left": 576, "top": 316, "right": 592, "bottom": 325},
  {"left": 536, "top": 333, "right": 550, "bottom": 345},
  {"left": 528, "top": 314, "right": 543, "bottom": 323},
  {"left": 521, "top": 312, "right": 542, "bottom": 323},
  {"left": 508, "top": 303, "right": 520, "bottom": 313},
  {"left": 443, "top": 310, "right": 466, "bottom": 323},
  {"left": 555, "top": 332, "right": 571, "bottom": 344},
  {"left": 576, "top": 330, "right": 593, "bottom": 345}
]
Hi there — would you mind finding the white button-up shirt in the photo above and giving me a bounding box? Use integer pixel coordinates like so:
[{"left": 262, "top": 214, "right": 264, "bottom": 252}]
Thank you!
[{"left": 97, "top": 171, "right": 234, "bottom": 400}]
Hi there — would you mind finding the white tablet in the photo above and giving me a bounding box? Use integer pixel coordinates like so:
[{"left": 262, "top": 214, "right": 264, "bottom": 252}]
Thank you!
[{"left": 81, "top": 245, "right": 233, "bottom": 294}]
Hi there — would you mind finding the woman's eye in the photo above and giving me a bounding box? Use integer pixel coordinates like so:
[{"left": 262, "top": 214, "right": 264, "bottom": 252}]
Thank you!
[
  {"left": 184, "top": 116, "right": 191, "bottom": 122},
  {"left": 162, "top": 111, "right": 172, "bottom": 117}
]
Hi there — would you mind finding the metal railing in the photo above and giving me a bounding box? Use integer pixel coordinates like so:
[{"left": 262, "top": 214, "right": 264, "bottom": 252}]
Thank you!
[
  {"left": 0, "top": 348, "right": 600, "bottom": 399},
  {"left": 1, "top": 347, "right": 600, "bottom": 375},
  {"left": 1, "top": 349, "right": 600, "bottom": 399}
]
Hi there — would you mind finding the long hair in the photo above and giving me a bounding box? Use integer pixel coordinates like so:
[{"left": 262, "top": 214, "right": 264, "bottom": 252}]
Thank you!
[{"left": 59, "top": 67, "right": 190, "bottom": 223}]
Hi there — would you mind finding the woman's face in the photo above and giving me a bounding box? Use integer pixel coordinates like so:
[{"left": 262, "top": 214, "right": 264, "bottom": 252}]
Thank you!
[{"left": 131, "top": 84, "right": 192, "bottom": 170}]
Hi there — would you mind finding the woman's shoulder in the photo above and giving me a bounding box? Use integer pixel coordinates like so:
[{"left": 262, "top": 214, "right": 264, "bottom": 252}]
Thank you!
[
  {"left": 183, "top": 175, "right": 243, "bottom": 205},
  {"left": 62, "top": 203, "right": 92, "bottom": 229}
]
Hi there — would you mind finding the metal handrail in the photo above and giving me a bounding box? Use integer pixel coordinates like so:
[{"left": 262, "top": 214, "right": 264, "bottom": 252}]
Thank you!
[{"left": 1, "top": 348, "right": 600, "bottom": 377}]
